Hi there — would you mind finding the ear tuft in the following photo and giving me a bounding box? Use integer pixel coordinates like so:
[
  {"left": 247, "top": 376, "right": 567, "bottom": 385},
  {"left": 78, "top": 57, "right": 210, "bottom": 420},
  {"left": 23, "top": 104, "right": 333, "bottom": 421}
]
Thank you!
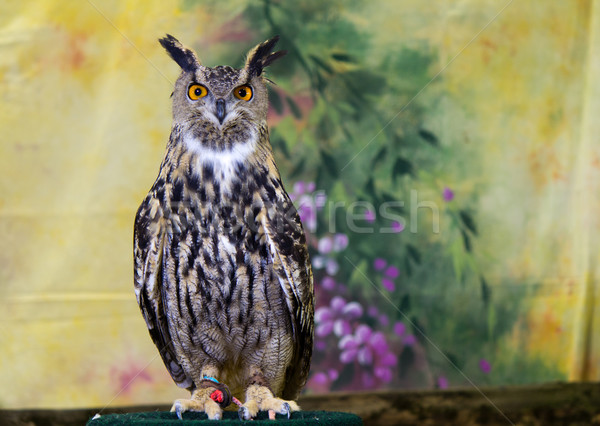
[
  {"left": 159, "top": 34, "right": 200, "bottom": 72},
  {"left": 245, "top": 35, "right": 287, "bottom": 78}
]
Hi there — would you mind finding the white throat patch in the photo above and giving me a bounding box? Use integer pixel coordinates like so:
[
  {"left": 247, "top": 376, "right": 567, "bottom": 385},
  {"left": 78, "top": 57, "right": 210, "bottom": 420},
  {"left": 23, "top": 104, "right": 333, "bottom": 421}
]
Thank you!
[{"left": 184, "top": 131, "right": 257, "bottom": 190}]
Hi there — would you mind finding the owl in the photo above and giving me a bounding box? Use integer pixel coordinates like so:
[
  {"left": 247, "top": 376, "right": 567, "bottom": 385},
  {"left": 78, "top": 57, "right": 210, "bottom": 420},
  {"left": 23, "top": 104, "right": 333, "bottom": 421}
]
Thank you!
[{"left": 133, "top": 34, "right": 314, "bottom": 420}]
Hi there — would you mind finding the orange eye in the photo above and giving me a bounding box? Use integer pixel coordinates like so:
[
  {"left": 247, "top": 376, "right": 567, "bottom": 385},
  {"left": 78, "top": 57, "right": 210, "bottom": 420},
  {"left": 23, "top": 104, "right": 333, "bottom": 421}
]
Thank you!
[
  {"left": 188, "top": 84, "right": 208, "bottom": 100},
  {"left": 234, "top": 85, "right": 253, "bottom": 101}
]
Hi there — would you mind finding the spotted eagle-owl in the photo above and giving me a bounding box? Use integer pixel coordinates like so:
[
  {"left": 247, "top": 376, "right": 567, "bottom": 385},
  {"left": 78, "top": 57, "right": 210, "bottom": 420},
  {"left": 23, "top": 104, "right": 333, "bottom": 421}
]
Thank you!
[{"left": 133, "top": 35, "right": 314, "bottom": 420}]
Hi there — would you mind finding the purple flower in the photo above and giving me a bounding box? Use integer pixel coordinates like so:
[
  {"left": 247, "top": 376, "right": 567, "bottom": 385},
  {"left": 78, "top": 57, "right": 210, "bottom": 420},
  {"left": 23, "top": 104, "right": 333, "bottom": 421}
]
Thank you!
[
  {"left": 310, "top": 368, "right": 338, "bottom": 385},
  {"left": 327, "top": 368, "right": 339, "bottom": 381},
  {"left": 333, "top": 233, "right": 349, "bottom": 251},
  {"left": 339, "top": 345, "right": 357, "bottom": 363},
  {"left": 364, "top": 209, "right": 376, "bottom": 223},
  {"left": 325, "top": 258, "right": 339, "bottom": 275},
  {"left": 479, "top": 359, "right": 491, "bottom": 374},
  {"left": 443, "top": 187, "right": 454, "bottom": 202},
  {"left": 314, "top": 191, "right": 327, "bottom": 208},
  {"left": 393, "top": 322, "right": 406, "bottom": 336},
  {"left": 374, "top": 366, "right": 393, "bottom": 382},
  {"left": 362, "top": 371, "right": 375, "bottom": 388},
  {"left": 320, "top": 276, "right": 336, "bottom": 291},
  {"left": 312, "top": 256, "right": 339, "bottom": 275},
  {"left": 298, "top": 201, "right": 317, "bottom": 231},
  {"left": 310, "top": 371, "right": 328, "bottom": 385},
  {"left": 437, "top": 376, "right": 449, "bottom": 389},
  {"left": 394, "top": 322, "right": 416, "bottom": 345},
  {"left": 367, "top": 306, "right": 389, "bottom": 327},
  {"left": 381, "top": 278, "right": 395, "bottom": 292},
  {"left": 307, "top": 368, "right": 338, "bottom": 391},
  {"left": 367, "top": 306, "right": 379, "bottom": 317},
  {"left": 403, "top": 334, "right": 416, "bottom": 346},
  {"left": 373, "top": 258, "right": 387, "bottom": 271},
  {"left": 312, "top": 256, "right": 325, "bottom": 269},
  {"left": 384, "top": 265, "right": 399, "bottom": 279},
  {"left": 391, "top": 221, "right": 405, "bottom": 233},
  {"left": 293, "top": 185, "right": 325, "bottom": 232},
  {"left": 315, "top": 297, "right": 363, "bottom": 338},
  {"left": 378, "top": 350, "right": 397, "bottom": 369},
  {"left": 315, "top": 340, "right": 327, "bottom": 351},
  {"left": 314, "top": 234, "right": 347, "bottom": 276},
  {"left": 339, "top": 325, "right": 398, "bottom": 384},
  {"left": 379, "top": 314, "right": 389, "bottom": 327},
  {"left": 338, "top": 325, "right": 375, "bottom": 365},
  {"left": 293, "top": 181, "right": 306, "bottom": 195},
  {"left": 342, "top": 327, "right": 387, "bottom": 364},
  {"left": 318, "top": 236, "right": 333, "bottom": 254}
]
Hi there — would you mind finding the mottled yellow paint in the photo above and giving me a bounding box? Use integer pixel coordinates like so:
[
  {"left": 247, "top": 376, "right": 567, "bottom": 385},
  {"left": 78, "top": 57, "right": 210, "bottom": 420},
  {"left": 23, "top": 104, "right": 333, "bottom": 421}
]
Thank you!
[{"left": 1, "top": 0, "right": 599, "bottom": 409}]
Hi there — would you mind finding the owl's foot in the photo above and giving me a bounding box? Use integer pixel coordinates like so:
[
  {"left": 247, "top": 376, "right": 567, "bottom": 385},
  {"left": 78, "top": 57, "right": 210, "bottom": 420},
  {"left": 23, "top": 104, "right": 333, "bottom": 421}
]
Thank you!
[
  {"left": 170, "top": 378, "right": 231, "bottom": 420},
  {"left": 238, "top": 383, "right": 300, "bottom": 421}
]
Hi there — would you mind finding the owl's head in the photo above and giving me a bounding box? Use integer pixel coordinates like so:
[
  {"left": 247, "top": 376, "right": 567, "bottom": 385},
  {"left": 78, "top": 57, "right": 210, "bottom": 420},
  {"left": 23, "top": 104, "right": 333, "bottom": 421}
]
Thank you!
[{"left": 159, "top": 34, "right": 286, "bottom": 151}]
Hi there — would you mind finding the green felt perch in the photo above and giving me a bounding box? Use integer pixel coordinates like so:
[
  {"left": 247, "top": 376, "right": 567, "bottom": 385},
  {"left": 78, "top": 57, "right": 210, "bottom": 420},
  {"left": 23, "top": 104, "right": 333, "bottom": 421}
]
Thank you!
[{"left": 87, "top": 410, "right": 363, "bottom": 425}]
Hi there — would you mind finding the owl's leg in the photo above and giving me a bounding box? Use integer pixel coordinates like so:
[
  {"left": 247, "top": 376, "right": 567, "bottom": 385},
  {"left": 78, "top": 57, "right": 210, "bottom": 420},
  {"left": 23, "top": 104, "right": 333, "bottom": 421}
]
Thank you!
[
  {"left": 170, "top": 367, "right": 231, "bottom": 420},
  {"left": 238, "top": 373, "right": 300, "bottom": 420}
]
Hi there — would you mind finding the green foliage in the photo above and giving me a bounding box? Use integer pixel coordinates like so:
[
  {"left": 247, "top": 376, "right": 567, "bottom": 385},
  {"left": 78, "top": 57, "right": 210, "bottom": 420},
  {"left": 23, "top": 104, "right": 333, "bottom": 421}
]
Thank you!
[{"left": 230, "top": 0, "right": 559, "bottom": 392}]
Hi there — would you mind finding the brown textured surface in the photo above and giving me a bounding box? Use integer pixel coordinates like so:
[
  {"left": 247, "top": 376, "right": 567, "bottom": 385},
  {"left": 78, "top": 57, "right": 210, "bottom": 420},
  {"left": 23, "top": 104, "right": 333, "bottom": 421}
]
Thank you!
[
  {"left": 302, "top": 383, "right": 600, "bottom": 425},
  {"left": 2, "top": 382, "right": 600, "bottom": 425}
]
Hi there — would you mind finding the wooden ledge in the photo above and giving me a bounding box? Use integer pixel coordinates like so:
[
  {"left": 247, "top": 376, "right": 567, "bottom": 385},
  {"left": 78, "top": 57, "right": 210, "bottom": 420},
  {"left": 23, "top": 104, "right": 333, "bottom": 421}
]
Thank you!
[{"left": 1, "top": 382, "right": 599, "bottom": 425}]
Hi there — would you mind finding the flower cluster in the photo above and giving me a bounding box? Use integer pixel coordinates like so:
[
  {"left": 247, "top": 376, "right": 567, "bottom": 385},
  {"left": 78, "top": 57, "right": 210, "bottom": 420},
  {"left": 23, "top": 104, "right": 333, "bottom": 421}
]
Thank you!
[
  {"left": 339, "top": 325, "right": 398, "bottom": 384},
  {"left": 363, "top": 208, "right": 404, "bottom": 233},
  {"left": 312, "top": 234, "right": 348, "bottom": 276},
  {"left": 289, "top": 181, "right": 326, "bottom": 232},
  {"left": 315, "top": 296, "right": 363, "bottom": 338},
  {"left": 393, "top": 321, "right": 417, "bottom": 346},
  {"left": 289, "top": 178, "right": 489, "bottom": 392},
  {"left": 295, "top": 182, "right": 420, "bottom": 392},
  {"left": 373, "top": 258, "right": 400, "bottom": 292}
]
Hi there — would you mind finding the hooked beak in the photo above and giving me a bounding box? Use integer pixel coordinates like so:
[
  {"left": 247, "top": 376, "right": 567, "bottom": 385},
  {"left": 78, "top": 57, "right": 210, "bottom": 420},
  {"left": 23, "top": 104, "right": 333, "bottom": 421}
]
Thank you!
[{"left": 215, "top": 99, "right": 226, "bottom": 124}]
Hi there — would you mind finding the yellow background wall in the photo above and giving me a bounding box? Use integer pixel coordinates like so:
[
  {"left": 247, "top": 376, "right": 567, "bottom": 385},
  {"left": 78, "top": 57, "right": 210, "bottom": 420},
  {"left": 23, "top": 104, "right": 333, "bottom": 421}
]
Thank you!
[{"left": 1, "top": 0, "right": 599, "bottom": 409}]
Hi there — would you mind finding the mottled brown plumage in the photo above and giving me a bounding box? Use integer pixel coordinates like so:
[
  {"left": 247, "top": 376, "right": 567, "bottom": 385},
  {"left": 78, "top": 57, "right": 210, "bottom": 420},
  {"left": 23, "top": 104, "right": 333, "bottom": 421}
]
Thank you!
[{"left": 133, "top": 35, "right": 314, "bottom": 420}]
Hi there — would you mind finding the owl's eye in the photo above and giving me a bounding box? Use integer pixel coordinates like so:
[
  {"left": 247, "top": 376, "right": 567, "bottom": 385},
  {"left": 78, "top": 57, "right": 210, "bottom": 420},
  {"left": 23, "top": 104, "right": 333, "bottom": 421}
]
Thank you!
[
  {"left": 234, "top": 85, "right": 253, "bottom": 101},
  {"left": 188, "top": 84, "right": 208, "bottom": 100}
]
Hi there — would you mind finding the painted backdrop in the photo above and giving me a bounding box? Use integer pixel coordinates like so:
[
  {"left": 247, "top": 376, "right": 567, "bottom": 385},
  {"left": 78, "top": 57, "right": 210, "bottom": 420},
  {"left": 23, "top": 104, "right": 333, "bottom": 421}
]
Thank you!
[{"left": 1, "top": 0, "right": 600, "bottom": 409}]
